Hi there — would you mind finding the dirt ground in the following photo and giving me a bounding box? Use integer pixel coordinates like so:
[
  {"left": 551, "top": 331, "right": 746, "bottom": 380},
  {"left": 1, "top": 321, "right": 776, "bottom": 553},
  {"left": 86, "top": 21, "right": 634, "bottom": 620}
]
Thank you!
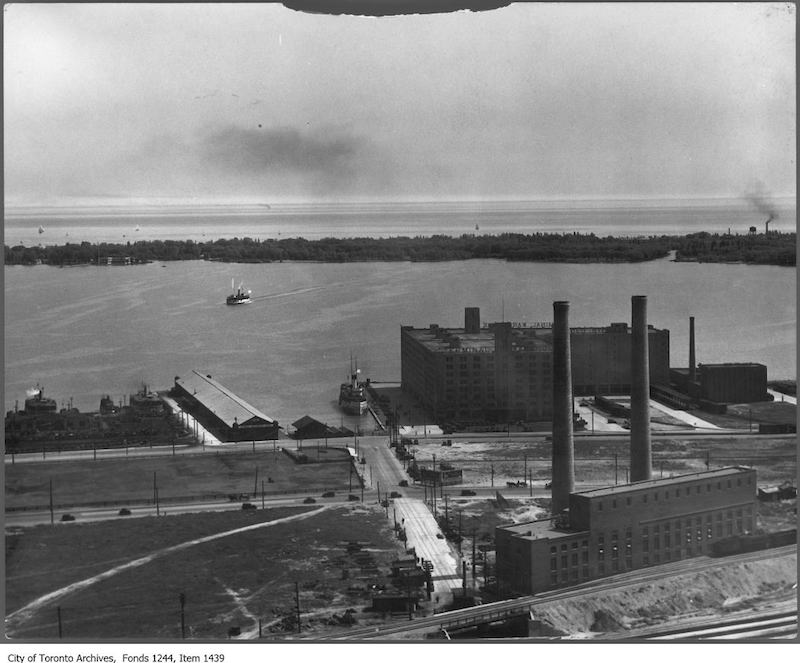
[
  {"left": 5, "top": 504, "right": 409, "bottom": 640},
  {"left": 532, "top": 552, "right": 797, "bottom": 638}
]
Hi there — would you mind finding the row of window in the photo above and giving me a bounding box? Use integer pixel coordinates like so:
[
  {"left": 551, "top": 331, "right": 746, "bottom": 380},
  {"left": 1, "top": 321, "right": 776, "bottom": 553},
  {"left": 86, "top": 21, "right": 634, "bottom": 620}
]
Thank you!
[
  {"left": 596, "top": 476, "right": 753, "bottom": 511},
  {"left": 547, "top": 510, "right": 754, "bottom": 571}
]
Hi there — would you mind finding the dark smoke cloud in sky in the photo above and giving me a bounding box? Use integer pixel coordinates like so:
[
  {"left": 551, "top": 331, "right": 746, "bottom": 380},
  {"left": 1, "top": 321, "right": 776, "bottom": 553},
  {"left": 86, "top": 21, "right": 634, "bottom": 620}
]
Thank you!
[
  {"left": 201, "top": 125, "right": 361, "bottom": 179},
  {"left": 745, "top": 181, "right": 780, "bottom": 221}
]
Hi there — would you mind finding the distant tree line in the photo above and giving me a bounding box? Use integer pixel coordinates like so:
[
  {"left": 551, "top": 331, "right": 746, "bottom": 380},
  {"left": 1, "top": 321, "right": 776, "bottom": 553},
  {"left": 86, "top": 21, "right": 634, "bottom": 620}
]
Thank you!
[{"left": 4, "top": 231, "right": 795, "bottom": 266}]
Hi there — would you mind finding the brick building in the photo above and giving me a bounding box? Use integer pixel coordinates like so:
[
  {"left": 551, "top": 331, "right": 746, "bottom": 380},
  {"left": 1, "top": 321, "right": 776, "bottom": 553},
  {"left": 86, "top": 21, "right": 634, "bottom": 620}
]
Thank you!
[
  {"left": 495, "top": 466, "right": 757, "bottom": 596},
  {"left": 400, "top": 307, "right": 669, "bottom": 423}
]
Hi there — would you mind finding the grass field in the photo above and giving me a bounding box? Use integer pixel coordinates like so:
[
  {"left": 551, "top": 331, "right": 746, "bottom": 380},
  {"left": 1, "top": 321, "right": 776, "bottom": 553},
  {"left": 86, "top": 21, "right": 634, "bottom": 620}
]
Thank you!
[
  {"left": 6, "top": 504, "right": 405, "bottom": 640},
  {"left": 5, "top": 448, "right": 354, "bottom": 510}
]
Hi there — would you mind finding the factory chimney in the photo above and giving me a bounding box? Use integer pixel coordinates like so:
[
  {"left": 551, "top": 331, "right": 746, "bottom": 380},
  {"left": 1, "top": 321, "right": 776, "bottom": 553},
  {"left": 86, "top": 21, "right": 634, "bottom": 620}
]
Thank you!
[
  {"left": 551, "top": 301, "right": 575, "bottom": 513},
  {"left": 689, "top": 316, "right": 696, "bottom": 383},
  {"left": 630, "top": 296, "right": 652, "bottom": 482}
]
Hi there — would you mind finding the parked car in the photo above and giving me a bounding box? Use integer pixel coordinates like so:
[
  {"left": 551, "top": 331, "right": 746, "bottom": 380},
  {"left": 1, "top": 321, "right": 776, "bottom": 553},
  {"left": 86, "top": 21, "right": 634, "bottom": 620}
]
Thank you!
[
  {"left": 118, "top": 508, "right": 132, "bottom": 516},
  {"left": 322, "top": 491, "right": 335, "bottom": 498},
  {"left": 460, "top": 489, "right": 477, "bottom": 496},
  {"left": 241, "top": 502, "right": 257, "bottom": 510},
  {"left": 60, "top": 513, "right": 75, "bottom": 522},
  {"left": 436, "top": 533, "right": 444, "bottom": 539},
  {"left": 347, "top": 494, "right": 360, "bottom": 502},
  {"left": 399, "top": 480, "right": 409, "bottom": 487},
  {"left": 303, "top": 497, "right": 316, "bottom": 504},
  {"left": 389, "top": 491, "right": 402, "bottom": 499}
]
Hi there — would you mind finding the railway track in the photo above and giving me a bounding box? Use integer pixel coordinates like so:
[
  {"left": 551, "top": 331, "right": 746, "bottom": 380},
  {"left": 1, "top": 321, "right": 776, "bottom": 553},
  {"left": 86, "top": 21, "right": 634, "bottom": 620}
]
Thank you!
[
  {"left": 645, "top": 610, "right": 797, "bottom": 640},
  {"left": 313, "top": 545, "right": 797, "bottom": 640}
]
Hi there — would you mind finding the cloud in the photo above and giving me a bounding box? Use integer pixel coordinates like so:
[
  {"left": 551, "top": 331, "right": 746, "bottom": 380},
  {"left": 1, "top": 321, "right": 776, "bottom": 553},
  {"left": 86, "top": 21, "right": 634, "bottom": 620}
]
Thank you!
[{"left": 200, "top": 125, "right": 362, "bottom": 182}]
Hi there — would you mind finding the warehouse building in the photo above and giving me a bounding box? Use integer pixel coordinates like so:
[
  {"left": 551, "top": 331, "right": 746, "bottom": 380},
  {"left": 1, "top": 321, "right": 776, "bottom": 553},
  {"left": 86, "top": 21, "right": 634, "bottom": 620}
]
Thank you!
[
  {"left": 172, "top": 371, "right": 279, "bottom": 442},
  {"left": 495, "top": 466, "right": 758, "bottom": 596},
  {"left": 400, "top": 307, "right": 669, "bottom": 423}
]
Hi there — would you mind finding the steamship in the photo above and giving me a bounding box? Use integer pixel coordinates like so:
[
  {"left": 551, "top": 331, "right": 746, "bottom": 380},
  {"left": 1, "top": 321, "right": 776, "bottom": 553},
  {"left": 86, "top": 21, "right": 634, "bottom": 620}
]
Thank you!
[
  {"left": 226, "top": 279, "right": 252, "bottom": 305},
  {"left": 338, "top": 364, "right": 368, "bottom": 416}
]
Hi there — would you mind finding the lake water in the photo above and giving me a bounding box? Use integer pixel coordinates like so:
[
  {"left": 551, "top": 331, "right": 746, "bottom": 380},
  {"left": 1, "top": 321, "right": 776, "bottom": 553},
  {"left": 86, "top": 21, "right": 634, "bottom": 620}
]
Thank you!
[
  {"left": 4, "top": 198, "right": 797, "bottom": 245},
  {"left": 4, "top": 254, "right": 795, "bottom": 429}
]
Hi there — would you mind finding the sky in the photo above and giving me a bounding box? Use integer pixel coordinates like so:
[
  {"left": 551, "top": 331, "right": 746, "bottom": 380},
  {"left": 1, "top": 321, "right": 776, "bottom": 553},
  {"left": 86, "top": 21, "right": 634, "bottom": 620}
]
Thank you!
[{"left": 3, "top": 2, "right": 796, "bottom": 205}]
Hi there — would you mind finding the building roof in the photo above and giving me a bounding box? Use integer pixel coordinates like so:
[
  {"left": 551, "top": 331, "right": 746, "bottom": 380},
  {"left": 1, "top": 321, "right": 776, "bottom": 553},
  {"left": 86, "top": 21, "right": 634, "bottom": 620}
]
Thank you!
[
  {"left": 573, "top": 466, "right": 753, "bottom": 499},
  {"left": 501, "top": 518, "right": 588, "bottom": 541},
  {"left": 403, "top": 321, "right": 667, "bottom": 354},
  {"left": 177, "top": 371, "right": 276, "bottom": 427}
]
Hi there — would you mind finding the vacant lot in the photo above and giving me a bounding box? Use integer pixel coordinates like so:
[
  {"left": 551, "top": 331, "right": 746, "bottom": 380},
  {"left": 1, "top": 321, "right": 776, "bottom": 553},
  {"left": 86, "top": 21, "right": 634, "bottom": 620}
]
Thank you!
[
  {"left": 6, "top": 504, "right": 405, "bottom": 640},
  {"left": 6, "top": 448, "right": 353, "bottom": 510},
  {"left": 407, "top": 434, "right": 797, "bottom": 487}
]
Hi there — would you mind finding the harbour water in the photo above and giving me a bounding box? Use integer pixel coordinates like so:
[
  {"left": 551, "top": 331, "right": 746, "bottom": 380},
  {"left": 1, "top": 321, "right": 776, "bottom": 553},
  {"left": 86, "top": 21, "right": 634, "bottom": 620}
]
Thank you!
[{"left": 4, "top": 251, "right": 795, "bottom": 430}]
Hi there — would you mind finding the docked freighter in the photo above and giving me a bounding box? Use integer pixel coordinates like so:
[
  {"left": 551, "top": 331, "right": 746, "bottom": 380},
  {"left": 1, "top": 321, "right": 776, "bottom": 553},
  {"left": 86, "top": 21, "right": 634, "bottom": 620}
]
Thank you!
[
  {"left": 338, "top": 365, "right": 368, "bottom": 416},
  {"left": 226, "top": 279, "right": 252, "bottom": 305}
]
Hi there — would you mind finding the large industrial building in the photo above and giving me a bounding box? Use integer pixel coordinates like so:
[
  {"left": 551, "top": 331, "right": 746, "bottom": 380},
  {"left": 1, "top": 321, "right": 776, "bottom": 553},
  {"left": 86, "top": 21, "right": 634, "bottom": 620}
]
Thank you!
[
  {"left": 400, "top": 306, "right": 669, "bottom": 423},
  {"left": 495, "top": 466, "right": 758, "bottom": 596},
  {"left": 495, "top": 297, "right": 763, "bottom": 598},
  {"left": 172, "top": 371, "right": 279, "bottom": 442}
]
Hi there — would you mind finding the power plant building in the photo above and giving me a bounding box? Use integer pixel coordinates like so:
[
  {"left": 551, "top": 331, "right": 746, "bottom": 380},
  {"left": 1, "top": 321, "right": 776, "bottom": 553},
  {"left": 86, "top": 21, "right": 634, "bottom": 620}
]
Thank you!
[
  {"left": 495, "top": 466, "right": 758, "bottom": 596},
  {"left": 172, "top": 371, "right": 279, "bottom": 442},
  {"left": 400, "top": 307, "right": 669, "bottom": 423}
]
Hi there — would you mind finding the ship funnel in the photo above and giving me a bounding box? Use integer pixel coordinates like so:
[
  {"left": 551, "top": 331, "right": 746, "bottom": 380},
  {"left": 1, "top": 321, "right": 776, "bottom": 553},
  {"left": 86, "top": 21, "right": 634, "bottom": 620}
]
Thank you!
[
  {"left": 551, "top": 300, "right": 575, "bottom": 513},
  {"left": 630, "top": 295, "right": 652, "bottom": 482}
]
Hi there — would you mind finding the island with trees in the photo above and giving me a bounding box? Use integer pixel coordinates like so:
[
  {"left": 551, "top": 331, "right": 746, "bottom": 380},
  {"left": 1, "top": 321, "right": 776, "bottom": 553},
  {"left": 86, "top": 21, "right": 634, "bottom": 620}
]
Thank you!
[{"left": 4, "top": 231, "right": 795, "bottom": 267}]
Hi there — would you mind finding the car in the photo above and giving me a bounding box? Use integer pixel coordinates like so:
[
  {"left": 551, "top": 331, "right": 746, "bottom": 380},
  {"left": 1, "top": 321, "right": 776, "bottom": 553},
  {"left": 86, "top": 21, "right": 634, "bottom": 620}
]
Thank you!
[
  {"left": 60, "top": 514, "right": 75, "bottom": 522},
  {"left": 460, "top": 489, "right": 476, "bottom": 496},
  {"left": 390, "top": 491, "right": 402, "bottom": 499},
  {"left": 436, "top": 533, "right": 444, "bottom": 539},
  {"left": 118, "top": 508, "right": 132, "bottom": 516},
  {"left": 322, "top": 491, "right": 335, "bottom": 498},
  {"left": 303, "top": 497, "right": 316, "bottom": 504},
  {"left": 241, "top": 502, "right": 257, "bottom": 510},
  {"left": 347, "top": 494, "right": 360, "bottom": 501},
  {"left": 399, "top": 480, "right": 408, "bottom": 487}
]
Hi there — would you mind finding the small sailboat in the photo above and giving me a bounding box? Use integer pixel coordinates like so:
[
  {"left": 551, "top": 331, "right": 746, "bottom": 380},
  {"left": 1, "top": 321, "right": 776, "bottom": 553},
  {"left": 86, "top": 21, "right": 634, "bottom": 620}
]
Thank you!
[{"left": 38, "top": 225, "right": 45, "bottom": 234}]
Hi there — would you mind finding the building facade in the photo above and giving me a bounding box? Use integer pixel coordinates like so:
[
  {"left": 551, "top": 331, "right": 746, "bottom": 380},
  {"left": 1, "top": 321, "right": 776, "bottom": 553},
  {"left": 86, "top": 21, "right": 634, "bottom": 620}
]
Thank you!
[
  {"left": 495, "top": 466, "right": 757, "bottom": 596},
  {"left": 400, "top": 307, "right": 669, "bottom": 423}
]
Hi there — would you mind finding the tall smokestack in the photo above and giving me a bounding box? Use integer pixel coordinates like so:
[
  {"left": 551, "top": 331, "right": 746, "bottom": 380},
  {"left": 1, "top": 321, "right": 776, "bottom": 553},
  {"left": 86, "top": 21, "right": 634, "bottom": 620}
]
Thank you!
[
  {"left": 689, "top": 316, "right": 696, "bottom": 382},
  {"left": 551, "top": 301, "right": 575, "bottom": 513},
  {"left": 630, "top": 295, "right": 652, "bottom": 482}
]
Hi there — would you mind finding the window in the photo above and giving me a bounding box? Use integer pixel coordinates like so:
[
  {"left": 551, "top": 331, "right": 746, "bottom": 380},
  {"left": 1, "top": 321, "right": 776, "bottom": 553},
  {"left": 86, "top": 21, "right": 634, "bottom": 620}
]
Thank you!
[
  {"left": 676, "top": 489, "right": 680, "bottom": 498},
  {"left": 582, "top": 550, "right": 588, "bottom": 563},
  {"left": 696, "top": 485, "right": 701, "bottom": 494},
  {"left": 550, "top": 558, "right": 557, "bottom": 570},
  {"left": 654, "top": 492, "right": 658, "bottom": 501},
  {"left": 626, "top": 496, "right": 631, "bottom": 506},
  {"left": 572, "top": 553, "right": 578, "bottom": 565},
  {"left": 643, "top": 493, "right": 648, "bottom": 503},
  {"left": 598, "top": 502, "right": 604, "bottom": 511},
  {"left": 643, "top": 555, "right": 650, "bottom": 566},
  {"left": 598, "top": 562, "right": 606, "bottom": 575},
  {"left": 561, "top": 544, "right": 567, "bottom": 551},
  {"left": 612, "top": 499, "right": 617, "bottom": 509},
  {"left": 707, "top": 483, "right": 711, "bottom": 492},
  {"left": 550, "top": 572, "right": 558, "bottom": 586},
  {"left": 571, "top": 541, "right": 578, "bottom": 549},
  {"left": 561, "top": 555, "right": 567, "bottom": 567}
]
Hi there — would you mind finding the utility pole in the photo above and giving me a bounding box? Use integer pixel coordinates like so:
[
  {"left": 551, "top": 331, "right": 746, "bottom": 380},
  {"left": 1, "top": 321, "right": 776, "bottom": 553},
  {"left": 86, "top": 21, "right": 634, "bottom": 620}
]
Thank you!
[
  {"left": 154, "top": 471, "right": 160, "bottom": 517},
  {"left": 261, "top": 480, "right": 265, "bottom": 509},
  {"left": 444, "top": 494, "right": 449, "bottom": 528},
  {"left": 491, "top": 464, "right": 494, "bottom": 487},
  {"left": 523, "top": 454, "right": 527, "bottom": 486},
  {"left": 615, "top": 453, "right": 619, "bottom": 485},
  {"left": 254, "top": 467, "right": 259, "bottom": 497},
  {"left": 432, "top": 454, "right": 437, "bottom": 517},
  {"left": 49, "top": 478, "right": 54, "bottom": 525},
  {"left": 529, "top": 470, "right": 533, "bottom": 497},
  {"left": 294, "top": 582, "right": 302, "bottom": 633},
  {"left": 471, "top": 528, "right": 477, "bottom": 578},
  {"left": 57, "top": 606, "right": 63, "bottom": 639},
  {"left": 377, "top": 481, "right": 381, "bottom": 503},
  {"left": 179, "top": 593, "right": 186, "bottom": 639},
  {"left": 705, "top": 450, "right": 710, "bottom": 470},
  {"left": 349, "top": 463, "right": 353, "bottom": 492}
]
